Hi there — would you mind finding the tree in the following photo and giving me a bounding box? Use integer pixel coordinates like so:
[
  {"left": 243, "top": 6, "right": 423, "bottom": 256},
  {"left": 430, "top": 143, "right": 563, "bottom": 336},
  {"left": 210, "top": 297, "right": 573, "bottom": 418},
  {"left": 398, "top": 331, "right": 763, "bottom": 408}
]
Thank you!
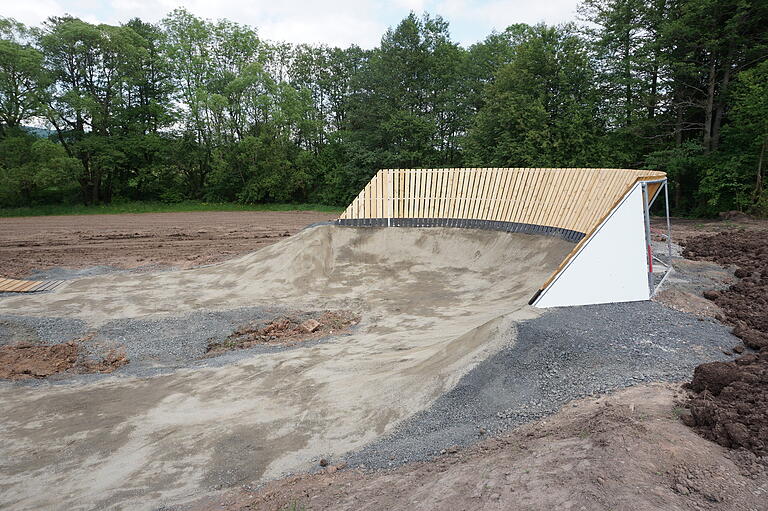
[
  {"left": 0, "top": 18, "right": 49, "bottom": 134},
  {"left": 467, "top": 24, "right": 608, "bottom": 167}
]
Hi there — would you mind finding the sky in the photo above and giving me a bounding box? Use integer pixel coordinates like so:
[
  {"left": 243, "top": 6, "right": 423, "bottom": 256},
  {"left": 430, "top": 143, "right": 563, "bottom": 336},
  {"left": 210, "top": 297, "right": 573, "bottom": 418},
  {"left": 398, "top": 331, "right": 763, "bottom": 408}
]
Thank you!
[{"left": 3, "top": 0, "right": 581, "bottom": 48}]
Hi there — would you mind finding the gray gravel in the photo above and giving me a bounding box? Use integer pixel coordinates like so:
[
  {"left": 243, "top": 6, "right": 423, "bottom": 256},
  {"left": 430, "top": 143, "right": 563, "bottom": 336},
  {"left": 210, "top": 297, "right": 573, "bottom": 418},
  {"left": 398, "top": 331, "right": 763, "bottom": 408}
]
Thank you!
[
  {"left": 343, "top": 300, "right": 738, "bottom": 470},
  {"left": 0, "top": 306, "right": 349, "bottom": 386}
]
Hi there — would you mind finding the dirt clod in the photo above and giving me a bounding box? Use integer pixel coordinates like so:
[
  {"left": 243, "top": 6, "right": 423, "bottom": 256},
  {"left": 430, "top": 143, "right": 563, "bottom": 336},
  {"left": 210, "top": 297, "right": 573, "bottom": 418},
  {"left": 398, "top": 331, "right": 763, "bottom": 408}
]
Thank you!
[
  {"left": 206, "top": 311, "right": 359, "bottom": 355},
  {"left": 0, "top": 342, "right": 128, "bottom": 380},
  {"left": 682, "top": 230, "right": 768, "bottom": 459},
  {"left": 683, "top": 230, "right": 768, "bottom": 344},
  {"left": 685, "top": 354, "right": 768, "bottom": 457}
]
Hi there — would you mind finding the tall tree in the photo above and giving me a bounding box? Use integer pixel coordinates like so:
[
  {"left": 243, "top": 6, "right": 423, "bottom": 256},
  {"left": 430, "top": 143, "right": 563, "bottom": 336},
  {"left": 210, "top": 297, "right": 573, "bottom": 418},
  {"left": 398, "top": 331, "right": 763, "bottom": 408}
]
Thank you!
[
  {"left": 0, "top": 18, "right": 49, "bottom": 134},
  {"left": 467, "top": 24, "right": 608, "bottom": 166}
]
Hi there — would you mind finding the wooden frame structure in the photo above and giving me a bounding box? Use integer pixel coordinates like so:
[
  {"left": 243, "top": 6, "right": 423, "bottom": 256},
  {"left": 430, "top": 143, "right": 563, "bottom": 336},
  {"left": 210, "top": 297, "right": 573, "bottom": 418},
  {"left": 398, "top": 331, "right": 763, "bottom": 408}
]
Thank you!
[
  {"left": 336, "top": 168, "right": 668, "bottom": 307},
  {"left": 0, "top": 278, "right": 65, "bottom": 293}
]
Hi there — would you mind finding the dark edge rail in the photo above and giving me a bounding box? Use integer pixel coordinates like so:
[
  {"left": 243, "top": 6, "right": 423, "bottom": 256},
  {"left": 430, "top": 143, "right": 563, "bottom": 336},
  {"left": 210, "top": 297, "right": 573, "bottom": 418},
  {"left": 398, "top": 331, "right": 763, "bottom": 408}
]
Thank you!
[{"left": 334, "top": 218, "right": 586, "bottom": 244}]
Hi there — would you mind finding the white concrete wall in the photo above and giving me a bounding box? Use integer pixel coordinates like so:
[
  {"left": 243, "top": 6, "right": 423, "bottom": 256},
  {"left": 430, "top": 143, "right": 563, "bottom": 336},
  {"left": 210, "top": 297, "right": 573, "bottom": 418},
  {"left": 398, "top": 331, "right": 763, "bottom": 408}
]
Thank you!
[{"left": 534, "top": 183, "right": 651, "bottom": 307}]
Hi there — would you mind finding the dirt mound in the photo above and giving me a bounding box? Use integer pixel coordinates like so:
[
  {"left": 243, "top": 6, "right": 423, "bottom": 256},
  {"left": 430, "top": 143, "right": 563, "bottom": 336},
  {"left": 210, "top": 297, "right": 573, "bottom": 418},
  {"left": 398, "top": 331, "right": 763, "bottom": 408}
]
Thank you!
[
  {"left": 683, "top": 229, "right": 768, "bottom": 350},
  {"left": 0, "top": 342, "right": 128, "bottom": 380},
  {"left": 683, "top": 354, "right": 768, "bottom": 457},
  {"left": 681, "top": 229, "right": 768, "bottom": 458},
  {"left": 206, "top": 310, "right": 359, "bottom": 355}
]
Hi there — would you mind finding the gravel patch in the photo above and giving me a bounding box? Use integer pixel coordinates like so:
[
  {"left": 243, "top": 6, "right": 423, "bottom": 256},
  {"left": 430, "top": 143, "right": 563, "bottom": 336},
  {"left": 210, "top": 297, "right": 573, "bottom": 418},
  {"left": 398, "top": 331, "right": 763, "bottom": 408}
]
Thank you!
[
  {"left": 343, "top": 300, "right": 738, "bottom": 470},
  {"left": 0, "top": 306, "right": 353, "bottom": 386}
]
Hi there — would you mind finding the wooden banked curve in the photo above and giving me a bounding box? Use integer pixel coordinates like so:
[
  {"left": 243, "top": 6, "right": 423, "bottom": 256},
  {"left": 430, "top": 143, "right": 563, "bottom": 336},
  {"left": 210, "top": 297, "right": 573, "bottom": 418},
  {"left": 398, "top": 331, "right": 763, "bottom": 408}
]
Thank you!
[
  {"left": 0, "top": 278, "right": 65, "bottom": 293},
  {"left": 337, "top": 168, "right": 667, "bottom": 305},
  {"left": 337, "top": 168, "right": 666, "bottom": 239}
]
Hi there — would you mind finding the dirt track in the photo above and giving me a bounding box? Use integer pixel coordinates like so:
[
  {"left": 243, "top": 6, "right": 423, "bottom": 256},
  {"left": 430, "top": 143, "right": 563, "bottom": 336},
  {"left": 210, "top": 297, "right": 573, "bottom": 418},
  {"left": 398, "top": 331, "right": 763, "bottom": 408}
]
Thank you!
[
  {"left": 0, "top": 210, "right": 335, "bottom": 278},
  {"left": 186, "top": 384, "right": 768, "bottom": 511}
]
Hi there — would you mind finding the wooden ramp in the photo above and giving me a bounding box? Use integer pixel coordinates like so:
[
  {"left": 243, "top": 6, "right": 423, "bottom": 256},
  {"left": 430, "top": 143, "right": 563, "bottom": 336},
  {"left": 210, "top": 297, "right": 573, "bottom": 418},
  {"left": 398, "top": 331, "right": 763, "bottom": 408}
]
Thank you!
[
  {"left": 336, "top": 167, "right": 668, "bottom": 308},
  {"left": 0, "top": 278, "right": 65, "bottom": 293},
  {"left": 337, "top": 168, "right": 664, "bottom": 237}
]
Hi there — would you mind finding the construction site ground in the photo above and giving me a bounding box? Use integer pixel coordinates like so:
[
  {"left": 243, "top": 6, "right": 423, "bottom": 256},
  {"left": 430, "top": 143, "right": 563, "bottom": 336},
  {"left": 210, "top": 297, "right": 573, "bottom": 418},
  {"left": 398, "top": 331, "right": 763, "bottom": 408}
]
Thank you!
[{"left": 0, "top": 212, "right": 766, "bottom": 511}]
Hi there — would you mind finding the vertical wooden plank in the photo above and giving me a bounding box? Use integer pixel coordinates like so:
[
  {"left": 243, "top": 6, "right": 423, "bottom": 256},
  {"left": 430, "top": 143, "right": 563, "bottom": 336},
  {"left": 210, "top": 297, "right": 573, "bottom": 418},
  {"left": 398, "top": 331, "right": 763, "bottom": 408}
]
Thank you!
[
  {"left": 434, "top": 169, "right": 445, "bottom": 219},
  {"left": 471, "top": 168, "right": 485, "bottom": 220},
  {"left": 540, "top": 168, "right": 567, "bottom": 228},
  {"left": 497, "top": 168, "right": 515, "bottom": 222},
  {"left": 506, "top": 168, "right": 526, "bottom": 223},
  {"left": 531, "top": 168, "right": 556, "bottom": 226},
  {"left": 424, "top": 168, "right": 434, "bottom": 218},
  {"left": 562, "top": 168, "right": 590, "bottom": 230},
  {"left": 448, "top": 168, "right": 460, "bottom": 219},
  {"left": 479, "top": 168, "right": 496, "bottom": 219},
  {"left": 397, "top": 169, "right": 408, "bottom": 218},
  {"left": 488, "top": 168, "right": 507, "bottom": 221},
  {"left": 502, "top": 169, "right": 523, "bottom": 222},
  {"left": 517, "top": 168, "right": 539, "bottom": 225},
  {"left": 467, "top": 168, "right": 482, "bottom": 219},
  {"left": 456, "top": 168, "right": 469, "bottom": 219}
]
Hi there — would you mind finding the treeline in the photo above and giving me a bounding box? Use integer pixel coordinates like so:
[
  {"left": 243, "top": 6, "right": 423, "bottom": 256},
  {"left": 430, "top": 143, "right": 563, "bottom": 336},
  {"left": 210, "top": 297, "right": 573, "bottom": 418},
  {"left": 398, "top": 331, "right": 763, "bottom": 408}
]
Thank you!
[{"left": 0, "top": 1, "right": 766, "bottom": 215}]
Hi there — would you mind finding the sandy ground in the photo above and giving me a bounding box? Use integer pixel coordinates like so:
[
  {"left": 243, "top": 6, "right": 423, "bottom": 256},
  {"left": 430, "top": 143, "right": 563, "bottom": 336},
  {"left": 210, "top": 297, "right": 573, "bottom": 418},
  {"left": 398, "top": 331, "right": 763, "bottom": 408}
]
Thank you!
[
  {"left": 0, "top": 210, "right": 335, "bottom": 279},
  {"left": 0, "top": 226, "right": 572, "bottom": 510},
  {"left": 2, "top": 212, "right": 764, "bottom": 511},
  {"left": 186, "top": 383, "right": 768, "bottom": 511}
]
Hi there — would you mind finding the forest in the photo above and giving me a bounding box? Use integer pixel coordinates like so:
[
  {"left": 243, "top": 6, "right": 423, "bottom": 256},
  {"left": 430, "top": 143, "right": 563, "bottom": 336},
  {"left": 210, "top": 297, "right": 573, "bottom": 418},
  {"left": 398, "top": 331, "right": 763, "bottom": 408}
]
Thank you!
[{"left": 0, "top": 0, "right": 766, "bottom": 216}]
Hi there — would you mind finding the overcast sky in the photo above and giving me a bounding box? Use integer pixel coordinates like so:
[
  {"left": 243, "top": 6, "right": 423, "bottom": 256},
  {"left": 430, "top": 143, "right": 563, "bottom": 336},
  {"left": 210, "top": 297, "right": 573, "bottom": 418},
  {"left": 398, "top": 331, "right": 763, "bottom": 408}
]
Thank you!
[{"left": 3, "top": 0, "right": 581, "bottom": 48}]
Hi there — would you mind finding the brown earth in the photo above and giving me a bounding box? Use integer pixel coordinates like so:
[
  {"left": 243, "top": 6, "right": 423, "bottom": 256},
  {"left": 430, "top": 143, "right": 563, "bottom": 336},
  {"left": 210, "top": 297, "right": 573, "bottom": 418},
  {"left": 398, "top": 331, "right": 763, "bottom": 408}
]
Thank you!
[
  {"left": 651, "top": 214, "right": 768, "bottom": 244},
  {"left": 0, "top": 210, "right": 335, "bottom": 279},
  {"left": 0, "top": 341, "right": 128, "bottom": 380},
  {"left": 684, "top": 354, "right": 768, "bottom": 457},
  {"left": 683, "top": 230, "right": 768, "bottom": 351},
  {"left": 206, "top": 310, "right": 360, "bottom": 355},
  {"left": 679, "top": 229, "right": 768, "bottom": 461},
  {"left": 183, "top": 384, "right": 768, "bottom": 511}
]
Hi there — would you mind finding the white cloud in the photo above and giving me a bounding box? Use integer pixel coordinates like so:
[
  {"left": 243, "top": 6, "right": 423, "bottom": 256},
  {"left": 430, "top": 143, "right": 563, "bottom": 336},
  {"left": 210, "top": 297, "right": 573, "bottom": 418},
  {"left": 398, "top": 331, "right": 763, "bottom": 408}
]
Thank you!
[{"left": 2, "top": 0, "right": 580, "bottom": 48}]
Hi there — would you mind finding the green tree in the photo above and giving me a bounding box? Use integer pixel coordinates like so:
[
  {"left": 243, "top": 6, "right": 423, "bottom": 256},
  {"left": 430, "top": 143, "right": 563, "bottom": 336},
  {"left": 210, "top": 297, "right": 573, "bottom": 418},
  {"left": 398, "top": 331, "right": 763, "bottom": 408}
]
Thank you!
[
  {"left": 0, "top": 18, "right": 49, "bottom": 134},
  {"left": 467, "top": 24, "right": 608, "bottom": 167}
]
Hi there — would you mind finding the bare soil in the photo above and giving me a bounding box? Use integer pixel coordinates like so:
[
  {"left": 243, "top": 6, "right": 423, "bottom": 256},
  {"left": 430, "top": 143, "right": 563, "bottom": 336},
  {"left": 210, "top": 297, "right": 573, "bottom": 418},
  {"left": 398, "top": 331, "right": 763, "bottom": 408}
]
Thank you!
[
  {"left": 651, "top": 214, "right": 768, "bottom": 244},
  {"left": 684, "top": 354, "right": 768, "bottom": 457},
  {"left": 0, "top": 341, "right": 128, "bottom": 380},
  {"left": 183, "top": 384, "right": 768, "bottom": 511},
  {"left": 205, "top": 310, "right": 360, "bottom": 355},
  {"left": 678, "top": 229, "right": 768, "bottom": 460},
  {"left": 0, "top": 210, "right": 335, "bottom": 278},
  {"left": 683, "top": 229, "right": 768, "bottom": 351}
]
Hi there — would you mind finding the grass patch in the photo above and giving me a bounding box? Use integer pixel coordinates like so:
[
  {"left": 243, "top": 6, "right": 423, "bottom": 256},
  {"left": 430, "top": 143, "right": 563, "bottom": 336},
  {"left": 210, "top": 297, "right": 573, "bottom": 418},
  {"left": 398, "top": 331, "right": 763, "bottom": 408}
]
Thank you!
[{"left": 0, "top": 201, "right": 344, "bottom": 218}]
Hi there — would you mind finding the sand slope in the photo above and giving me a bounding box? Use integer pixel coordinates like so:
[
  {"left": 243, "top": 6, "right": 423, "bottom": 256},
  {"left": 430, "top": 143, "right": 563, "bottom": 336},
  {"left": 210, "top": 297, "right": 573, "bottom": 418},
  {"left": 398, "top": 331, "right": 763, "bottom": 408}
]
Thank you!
[{"left": 0, "top": 226, "right": 572, "bottom": 510}]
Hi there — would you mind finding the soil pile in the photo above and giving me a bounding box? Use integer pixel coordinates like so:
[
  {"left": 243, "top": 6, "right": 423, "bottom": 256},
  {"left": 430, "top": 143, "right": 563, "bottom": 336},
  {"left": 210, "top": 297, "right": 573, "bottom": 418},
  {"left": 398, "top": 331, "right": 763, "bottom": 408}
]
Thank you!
[
  {"left": 682, "top": 229, "right": 768, "bottom": 458},
  {"left": 683, "top": 229, "right": 768, "bottom": 350},
  {"left": 206, "top": 310, "right": 359, "bottom": 355},
  {"left": 0, "top": 342, "right": 128, "bottom": 380},
  {"left": 683, "top": 354, "right": 768, "bottom": 457}
]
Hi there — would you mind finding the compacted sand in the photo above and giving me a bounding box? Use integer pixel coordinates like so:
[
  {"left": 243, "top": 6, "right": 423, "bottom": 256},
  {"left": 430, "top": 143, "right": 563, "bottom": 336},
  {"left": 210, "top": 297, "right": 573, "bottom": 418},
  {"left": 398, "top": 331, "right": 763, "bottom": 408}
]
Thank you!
[{"left": 0, "top": 226, "right": 572, "bottom": 510}]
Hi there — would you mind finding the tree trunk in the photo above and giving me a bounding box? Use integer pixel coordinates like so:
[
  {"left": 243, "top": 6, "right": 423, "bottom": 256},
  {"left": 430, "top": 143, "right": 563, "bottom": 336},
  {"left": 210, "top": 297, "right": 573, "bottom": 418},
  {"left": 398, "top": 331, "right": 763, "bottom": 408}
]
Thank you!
[
  {"left": 648, "top": 64, "right": 658, "bottom": 119},
  {"left": 712, "top": 41, "right": 735, "bottom": 152},
  {"left": 756, "top": 134, "right": 767, "bottom": 201},
  {"left": 703, "top": 55, "right": 717, "bottom": 153}
]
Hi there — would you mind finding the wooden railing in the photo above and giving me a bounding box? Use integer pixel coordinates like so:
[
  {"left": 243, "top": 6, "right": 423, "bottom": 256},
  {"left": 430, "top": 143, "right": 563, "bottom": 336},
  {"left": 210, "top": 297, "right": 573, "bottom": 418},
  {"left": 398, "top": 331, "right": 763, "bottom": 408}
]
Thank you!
[{"left": 338, "top": 168, "right": 665, "bottom": 237}]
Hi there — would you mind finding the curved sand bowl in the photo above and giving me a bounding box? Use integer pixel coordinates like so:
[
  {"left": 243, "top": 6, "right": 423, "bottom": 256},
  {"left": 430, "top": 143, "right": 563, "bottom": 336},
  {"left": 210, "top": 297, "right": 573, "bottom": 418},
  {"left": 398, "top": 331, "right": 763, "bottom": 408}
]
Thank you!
[{"left": 0, "top": 226, "right": 572, "bottom": 510}]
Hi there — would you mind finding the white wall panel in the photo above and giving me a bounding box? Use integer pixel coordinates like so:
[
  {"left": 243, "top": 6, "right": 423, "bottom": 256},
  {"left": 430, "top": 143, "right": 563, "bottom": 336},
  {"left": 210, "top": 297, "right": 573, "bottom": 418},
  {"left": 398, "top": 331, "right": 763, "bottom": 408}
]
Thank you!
[{"left": 534, "top": 183, "right": 650, "bottom": 307}]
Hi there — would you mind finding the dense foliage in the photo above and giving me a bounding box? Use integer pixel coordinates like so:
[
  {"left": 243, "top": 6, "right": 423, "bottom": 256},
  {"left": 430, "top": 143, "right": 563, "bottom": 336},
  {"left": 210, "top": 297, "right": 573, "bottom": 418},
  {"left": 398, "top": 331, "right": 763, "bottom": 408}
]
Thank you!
[{"left": 1, "top": 1, "right": 766, "bottom": 215}]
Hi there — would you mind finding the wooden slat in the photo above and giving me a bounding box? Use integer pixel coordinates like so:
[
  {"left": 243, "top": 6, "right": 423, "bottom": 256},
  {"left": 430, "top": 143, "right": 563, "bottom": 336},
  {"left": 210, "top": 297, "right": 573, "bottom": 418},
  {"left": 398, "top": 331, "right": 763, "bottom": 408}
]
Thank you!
[
  {"left": 339, "top": 167, "right": 666, "bottom": 237},
  {"left": 0, "top": 278, "right": 56, "bottom": 293}
]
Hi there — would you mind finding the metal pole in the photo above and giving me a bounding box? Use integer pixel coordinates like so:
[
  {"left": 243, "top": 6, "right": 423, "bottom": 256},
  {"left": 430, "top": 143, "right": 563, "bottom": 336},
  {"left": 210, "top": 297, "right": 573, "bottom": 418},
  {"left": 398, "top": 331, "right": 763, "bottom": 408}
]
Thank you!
[
  {"left": 642, "top": 182, "right": 653, "bottom": 295},
  {"left": 664, "top": 180, "right": 672, "bottom": 264}
]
